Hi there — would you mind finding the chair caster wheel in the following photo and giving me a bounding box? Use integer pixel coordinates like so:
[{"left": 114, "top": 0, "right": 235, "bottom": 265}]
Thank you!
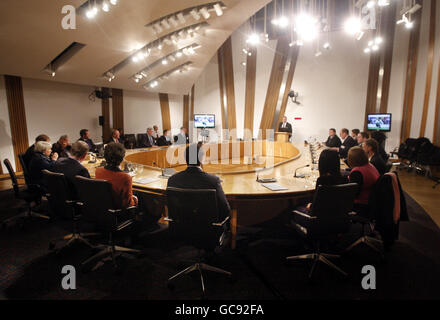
[{"left": 167, "top": 282, "right": 175, "bottom": 291}]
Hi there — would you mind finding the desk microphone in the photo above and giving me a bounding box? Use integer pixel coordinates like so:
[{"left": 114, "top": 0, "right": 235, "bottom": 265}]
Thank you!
[{"left": 294, "top": 164, "right": 310, "bottom": 178}]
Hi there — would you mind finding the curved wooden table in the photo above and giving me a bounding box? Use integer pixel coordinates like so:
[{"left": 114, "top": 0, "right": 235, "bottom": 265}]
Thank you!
[{"left": 84, "top": 141, "right": 320, "bottom": 248}]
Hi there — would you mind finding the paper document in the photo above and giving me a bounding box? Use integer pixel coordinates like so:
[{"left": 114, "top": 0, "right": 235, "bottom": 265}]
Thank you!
[
  {"left": 262, "top": 183, "right": 288, "bottom": 191},
  {"left": 133, "top": 177, "right": 159, "bottom": 185}
]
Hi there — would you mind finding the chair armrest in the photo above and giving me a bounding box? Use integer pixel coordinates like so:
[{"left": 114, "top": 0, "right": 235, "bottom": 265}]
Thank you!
[
  {"left": 292, "top": 210, "right": 317, "bottom": 220},
  {"left": 212, "top": 216, "right": 230, "bottom": 227}
]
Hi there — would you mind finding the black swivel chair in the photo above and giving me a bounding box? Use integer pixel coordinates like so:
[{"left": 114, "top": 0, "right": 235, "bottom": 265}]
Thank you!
[
  {"left": 2, "top": 159, "right": 46, "bottom": 227},
  {"left": 166, "top": 187, "right": 232, "bottom": 295},
  {"left": 74, "top": 176, "right": 141, "bottom": 272},
  {"left": 124, "top": 134, "right": 137, "bottom": 149},
  {"left": 287, "top": 183, "right": 358, "bottom": 279},
  {"left": 136, "top": 133, "right": 148, "bottom": 148},
  {"left": 42, "top": 170, "right": 99, "bottom": 253}
]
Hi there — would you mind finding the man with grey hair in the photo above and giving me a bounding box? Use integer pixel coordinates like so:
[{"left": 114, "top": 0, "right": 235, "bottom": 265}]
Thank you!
[
  {"left": 53, "top": 141, "right": 90, "bottom": 198},
  {"left": 29, "top": 141, "right": 58, "bottom": 191}
]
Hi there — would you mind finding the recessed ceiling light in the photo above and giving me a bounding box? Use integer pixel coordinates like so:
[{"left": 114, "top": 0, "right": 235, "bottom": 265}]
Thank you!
[{"left": 214, "top": 3, "right": 223, "bottom": 16}]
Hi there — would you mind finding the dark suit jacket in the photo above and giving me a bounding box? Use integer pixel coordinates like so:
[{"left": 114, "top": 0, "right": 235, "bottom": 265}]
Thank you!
[
  {"left": 139, "top": 135, "right": 156, "bottom": 148},
  {"left": 278, "top": 122, "right": 293, "bottom": 134},
  {"left": 52, "top": 142, "right": 71, "bottom": 158},
  {"left": 325, "top": 135, "right": 342, "bottom": 148},
  {"left": 370, "top": 154, "right": 387, "bottom": 176},
  {"left": 78, "top": 138, "right": 96, "bottom": 152},
  {"left": 167, "top": 166, "right": 231, "bottom": 220},
  {"left": 157, "top": 136, "right": 172, "bottom": 147},
  {"left": 23, "top": 145, "right": 35, "bottom": 170},
  {"left": 53, "top": 157, "right": 90, "bottom": 199},
  {"left": 339, "top": 136, "right": 357, "bottom": 158},
  {"left": 106, "top": 138, "right": 124, "bottom": 145},
  {"left": 29, "top": 152, "right": 57, "bottom": 189}
]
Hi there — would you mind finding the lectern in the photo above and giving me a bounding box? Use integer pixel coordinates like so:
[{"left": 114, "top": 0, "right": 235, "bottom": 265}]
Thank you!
[{"left": 275, "top": 132, "right": 291, "bottom": 143}]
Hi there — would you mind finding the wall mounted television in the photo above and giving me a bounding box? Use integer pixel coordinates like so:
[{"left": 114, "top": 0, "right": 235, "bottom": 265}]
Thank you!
[
  {"left": 367, "top": 113, "right": 392, "bottom": 132},
  {"left": 194, "top": 114, "right": 215, "bottom": 128}
]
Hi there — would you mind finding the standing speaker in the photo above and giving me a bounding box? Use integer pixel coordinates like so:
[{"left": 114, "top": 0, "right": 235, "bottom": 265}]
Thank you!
[{"left": 99, "top": 116, "right": 104, "bottom": 126}]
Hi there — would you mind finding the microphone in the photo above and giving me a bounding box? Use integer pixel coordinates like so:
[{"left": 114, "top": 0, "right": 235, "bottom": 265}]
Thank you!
[{"left": 294, "top": 164, "right": 311, "bottom": 178}]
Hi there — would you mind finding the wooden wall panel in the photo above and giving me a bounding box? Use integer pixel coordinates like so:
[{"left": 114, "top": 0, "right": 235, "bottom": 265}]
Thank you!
[
  {"left": 259, "top": 36, "right": 290, "bottom": 138},
  {"left": 276, "top": 45, "right": 300, "bottom": 128},
  {"left": 222, "top": 37, "right": 237, "bottom": 133},
  {"left": 4, "top": 75, "right": 29, "bottom": 171},
  {"left": 244, "top": 46, "right": 257, "bottom": 140},
  {"left": 434, "top": 55, "right": 440, "bottom": 145},
  {"left": 190, "top": 85, "right": 195, "bottom": 124},
  {"left": 183, "top": 94, "right": 189, "bottom": 129},
  {"left": 112, "top": 88, "right": 124, "bottom": 132},
  {"left": 217, "top": 49, "right": 227, "bottom": 130},
  {"left": 159, "top": 93, "right": 171, "bottom": 130},
  {"left": 400, "top": 0, "right": 423, "bottom": 142},
  {"left": 379, "top": 2, "right": 397, "bottom": 114},
  {"left": 364, "top": 35, "right": 381, "bottom": 131},
  {"left": 101, "top": 87, "right": 111, "bottom": 143},
  {"left": 419, "top": 0, "right": 436, "bottom": 137}
]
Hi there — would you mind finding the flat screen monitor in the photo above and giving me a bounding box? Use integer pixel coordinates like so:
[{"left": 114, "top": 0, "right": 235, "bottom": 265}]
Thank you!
[
  {"left": 367, "top": 113, "right": 392, "bottom": 132},
  {"left": 194, "top": 114, "right": 215, "bottom": 128}
]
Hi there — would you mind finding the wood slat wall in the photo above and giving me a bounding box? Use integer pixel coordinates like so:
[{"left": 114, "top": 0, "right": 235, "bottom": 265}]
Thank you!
[
  {"left": 244, "top": 46, "right": 257, "bottom": 140},
  {"left": 222, "top": 37, "right": 237, "bottom": 134},
  {"left": 217, "top": 48, "right": 227, "bottom": 130},
  {"left": 419, "top": 0, "right": 436, "bottom": 137},
  {"left": 159, "top": 93, "right": 171, "bottom": 130},
  {"left": 190, "top": 85, "right": 195, "bottom": 124},
  {"left": 4, "top": 75, "right": 29, "bottom": 171},
  {"left": 434, "top": 56, "right": 440, "bottom": 145},
  {"left": 400, "top": 0, "right": 423, "bottom": 142},
  {"left": 183, "top": 94, "right": 189, "bottom": 129},
  {"left": 259, "top": 36, "right": 290, "bottom": 138},
  {"left": 364, "top": 32, "right": 381, "bottom": 131},
  {"left": 276, "top": 45, "right": 300, "bottom": 129},
  {"left": 379, "top": 1, "right": 397, "bottom": 114},
  {"left": 101, "top": 87, "right": 111, "bottom": 143},
  {"left": 112, "top": 88, "right": 124, "bottom": 132}
]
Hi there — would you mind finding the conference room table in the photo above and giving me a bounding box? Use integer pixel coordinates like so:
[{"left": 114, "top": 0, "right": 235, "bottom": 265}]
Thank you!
[{"left": 83, "top": 141, "right": 328, "bottom": 249}]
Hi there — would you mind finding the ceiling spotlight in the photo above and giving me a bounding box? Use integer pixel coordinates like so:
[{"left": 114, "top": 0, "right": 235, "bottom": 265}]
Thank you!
[
  {"left": 375, "top": 36, "right": 383, "bottom": 44},
  {"left": 110, "top": 0, "right": 117, "bottom": 4},
  {"left": 169, "top": 16, "right": 178, "bottom": 27},
  {"left": 200, "top": 7, "right": 210, "bottom": 19},
  {"left": 161, "top": 19, "right": 171, "bottom": 29},
  {"left": 277, "top": 16, "right": 289, "bottom": 28},
  {"left": 102, "top": 1, "right": 110, "bottom": 12},
  {"left": 154, "top": 23, "right": 163, "bottom": 33},
  {"left": 144, "top": 49, "right": 150, "bottom": 57},
  {"left": 295, "top": 14, "right": 319, "bottom": 41},
  {"left": 134, "top": 78, "right": 140, "bottom": 83},
  {"left": 356, "top": 31, "right": 365, "bottom": 41},
  {"left": 289, "top": 42, "right": 295, "bottom": 47},
  {"left": 157, "top": 42, "right": 163, "bottom": 50},
  {"left": 162, "top": 59, "right": 168, "bottom": 65},
  {"left": 344, "top": 17, "right": 362, "bottom": 35},
  {"left": 177, "top": 12, "right": 186, "bottom": 24},
  {"left": 323, "top": 42, "right": 331, "bottom": 50},
  {"left": 378, "top": 0, "right": 390, "bottom": 6},
  {"left": 150, "top": 81, "right": 158, "bottom": 88},
  {"left": 368, "top": 40, "right": 374, "bottom": 46},
  {"left": 141, "top": 71, "right": 148, "bottom": 78},
  {"left": 171, "top": 34, "right": 178, "bottom": 44},
  {"left": 176, "top": 51, "right": 183, "bottom": 57},
  {"left": 367, "top": 0, "right": 376, "bottom": 8},
  {"left": 132, "top": 56, "right": 138, "bottom": 62},
  {"left": 169, "top": 55, "right": 176, "bottom": 62},
  {"left": 242, "top": 48, "right": 248, "bottom": 54},
  {"left": 51, "top": 71, "right": 56, "bottom": 77},
  {"left": 405, "top": 21, "right": 414, "bottom": 29},
  {"left": 190, "top": 9, "right": 201, "bottom": 20},
  {"left": 246, "top": 33, "right": 260, "bottom": 45},
  {"left": 214, "top": 3, "right": 223, "bottom": 16},
  {"left": 178, "top": 30, "right": 186, "bottom": 39},
  {"left": 241, "top": 61, "right": 247, "bottom": 66},
  {"left": 296, "top": 40, "right": 304, "bottom": 46},
  {"left": 315, "top": 51, "right": 322, "bottom": 57},
  {"left": 188, "top": 47, "right": 195, "bottom": 55},
  {"left": 364, "top": 47, "right": 371, "bottom": 53},
  {"left": 372, "top": 44, "right": 379, "bottom": 51},
  {"left": 135, "top": 74, "right": 143, "bottom": 80},
  {"left": 86, "top": 8, "right": 97, "bottom": 19}
]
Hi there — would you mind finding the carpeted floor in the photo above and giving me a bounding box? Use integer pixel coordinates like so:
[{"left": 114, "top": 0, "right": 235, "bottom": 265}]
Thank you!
[{"left": 0, "top": 188, "right": 440, "bottom": 300}]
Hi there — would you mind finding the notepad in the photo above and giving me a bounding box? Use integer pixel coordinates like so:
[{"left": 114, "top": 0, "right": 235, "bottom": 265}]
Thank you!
[
  {"left": 262, "top": 183, "right": 288, "bottom": 191},
  {"left": 133, "top": 177, "right": 159, "bottom": 185}
]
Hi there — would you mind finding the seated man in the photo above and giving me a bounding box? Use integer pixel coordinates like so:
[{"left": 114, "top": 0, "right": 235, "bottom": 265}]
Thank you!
[
  {"left": 29, "top": 141, "right": 58, "bottom": 191},
  {"left": 23, "top": 134, "right": 51, "bottom": 170},
  {"left": 167, "top": 143, "right": 230, "bottom": 221},
  {"left": 95, "top": 142, "right": 137, "bottom": 209},
  {"left": 335, "top": 128, "right": 357, "bottom": 159},
  {"left": 363, "top": 138, "right": 387, "bottom": 175},
  {"left": 174, "top": 127, "right": 190, "bottom": 145},
  {"left": 144, "top": 127, "right": 157, "bottom": 148},
  {"left": 351, "top": 129, "right": 360, "bottom": 140},
  {"left": 157, "top": 129, "right": 172, "bottom": 146},
  {"left": 78, "top": 129, "right": 96, "bottom": 152},
  {"left": 324, "top": 128, "right": 342, "bottom": 148},
  {"left": 52, "top": 135, "right": 71, "bottom": 158},
  {"left": 152, "top": 125, "right": 160, "bottom": 142},
  {"left": 357, "top": 132, "right": 369, "bottom": 147},
  {"left": 53, "top": 141, "right": 90, "bottom": 199},
  {"left": 107, "top": 129, "right": 123, "bottom": 144}
]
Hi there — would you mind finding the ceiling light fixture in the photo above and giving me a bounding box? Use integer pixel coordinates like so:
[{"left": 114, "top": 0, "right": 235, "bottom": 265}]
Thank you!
[
  {"left": 214, "top": 3, "right": 223, "bottom": 16},
  {"left": 295, "top": 14, "right": 319, "bottom": 42},
  {"left": 169, "top": 16, "right": 178, "bottom": 27},
  {"left": 102, "top": 1, "right": 110, "bottom": 12},
  {"left": 190, "top": 9, "right": 201, "bottom": 20},
  {"left": 246, "top": 33, "right": 260, "bottom": 45},
  {"left": 110, "top": 0, "right": 117, "bottom": 5},
  {"left": 161, "top": 19, "right": 171, "bottom": 29},
  {"left": 177, "top": 12, "right": 186, "bottom": 24},
  {"left": 200, "top": 7, "right": 210, "bottom": 19},
  {"left": 344, "top": 17, "right": 362, "bottom": 36}
]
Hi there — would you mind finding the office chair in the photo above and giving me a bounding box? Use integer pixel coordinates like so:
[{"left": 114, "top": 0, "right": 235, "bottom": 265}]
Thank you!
[
  {"left": 1, "top": 159, "right": 49, "bottom": 227},
  {"left": 166, "top": 187, "right": 232, "bottom": 296},
  {"left": 287, "top": 183, "right": 358, "bottom": 279},
  {"left": 124, "top": 134, "right": 137, "bottom": 149},
  {"left": 42, "top": 170, "right": 99, "bottom": 253},
  {"left": 74, "top": 176, "right": 141, "bottom": 272},
  {"left": 136, "top": 133, "right": 148, "bottom": 148}
]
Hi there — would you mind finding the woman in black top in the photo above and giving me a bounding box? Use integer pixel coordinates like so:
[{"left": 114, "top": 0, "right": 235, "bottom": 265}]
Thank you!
[{"left": 299, "top": 149, "right": 348, "bottom": 212}]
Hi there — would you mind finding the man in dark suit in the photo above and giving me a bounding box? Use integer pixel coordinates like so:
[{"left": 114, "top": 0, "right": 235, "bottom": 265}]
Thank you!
[
  {"left": 174, "top": 127, "right": 190, "bottom": 145},
  {"left": 107, "top": 129, "right": 124, "bottom": 144},
  {"left": 53, "top": 141, "right": 90, "bottom": 199},
  {"left": 363, "top": 138, "right": 387, "bottom": 175},
  {"left": 167, "top": 143, "right": 230, "bottom": 220},
  {"left": 52, "top": 135, "right": 71, "bottom": 158},
  {"left": 140, "top": 127, "right": 157, "bottom": 148},
  {"left": 325, "top": 128, "right": 342, "bottom": 148},
  {"left": 23, "top": 134, "right": 51, "bottom": 170},
  {"left": 157, "top": 129, "right": 172, "bottom": 147},
  {"left": 78, "top": 129, "right": 96, "bottom": 152},
  {"left": 278, "top": 116, "right": 293, "bottom": 138},
  {"left": 337, "top": 128, "right": 357, "bottom": 159}
]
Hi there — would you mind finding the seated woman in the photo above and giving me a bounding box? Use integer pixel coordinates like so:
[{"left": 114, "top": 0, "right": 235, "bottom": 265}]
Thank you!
[
  {"left": 29, "top": 141, "right": 58, "bottom": 192},
  {"left": 300, "top": 149, "right": 348, "bottom": 212},
  {"left": 347, "top": 146, "right": 380, "bottom": 216},
  {"left": 95, "top": 142, "right": 137, "bottom": 209}
]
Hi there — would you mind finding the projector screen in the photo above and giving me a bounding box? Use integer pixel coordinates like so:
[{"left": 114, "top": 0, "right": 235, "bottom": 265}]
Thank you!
[
  {"left": 194, "top": 114, "right": 215, "bottom": 128},
  {"left": 367, "top": 113, "right": 392, "bottom": 132}
]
